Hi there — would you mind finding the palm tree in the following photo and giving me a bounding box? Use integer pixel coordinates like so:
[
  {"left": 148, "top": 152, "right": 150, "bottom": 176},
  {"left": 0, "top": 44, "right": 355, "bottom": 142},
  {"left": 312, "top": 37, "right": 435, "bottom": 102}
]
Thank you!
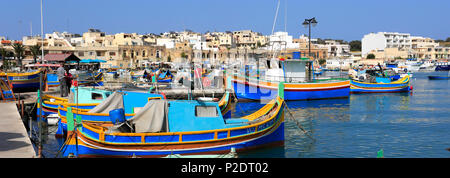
[
  {"left": 29, "top": 44, "right": 41, "bottom": 64},
  {"left": 12, "top": 43, "right": 25, "bottom": 68},
  {"left": 0, "top": 47, "right": 9, "bottom": 70}
]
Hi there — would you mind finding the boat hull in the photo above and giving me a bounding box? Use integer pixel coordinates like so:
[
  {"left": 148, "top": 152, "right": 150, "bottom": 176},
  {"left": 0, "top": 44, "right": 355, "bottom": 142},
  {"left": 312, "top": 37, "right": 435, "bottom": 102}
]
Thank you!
[
  {"left": 231, "top": 75, "right": 350, "bottom": 101},
  {"left": 435, "top": 65, "right": 450, "bottom": 71}
]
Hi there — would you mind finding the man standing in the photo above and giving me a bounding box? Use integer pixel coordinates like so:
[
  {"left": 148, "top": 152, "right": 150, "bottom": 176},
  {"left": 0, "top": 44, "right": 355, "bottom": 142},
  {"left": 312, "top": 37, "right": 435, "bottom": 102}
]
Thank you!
[{"left": 57, "top": 65, "right": 67, "bottom": 97}]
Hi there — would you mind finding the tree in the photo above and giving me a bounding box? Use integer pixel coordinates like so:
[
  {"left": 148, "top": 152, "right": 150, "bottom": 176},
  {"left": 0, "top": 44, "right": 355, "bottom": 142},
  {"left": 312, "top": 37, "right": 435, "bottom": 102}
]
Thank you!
[
  {"left": 367, "top": 53, "right": 375, "bottom": 59},
  {"left": 181, "top": 52, "right": 187, "bottom": 59},
  {"left": 446, "top": 37, "right": 450, "bottom": 42},
  {"left": 0, "top": 47, "right": 9, "bottom": 70},
  {"left": 349, "top": 40, "right": 361, "bottom": 51},
  {"left": 29, "top": 44, "right": 41, "bottom": 64},
  {"left": 318, "top": 59, "right": 326, "bottom": 66},
  {"left": 12, "top": 43, "right": 25, "bottom": 68}
]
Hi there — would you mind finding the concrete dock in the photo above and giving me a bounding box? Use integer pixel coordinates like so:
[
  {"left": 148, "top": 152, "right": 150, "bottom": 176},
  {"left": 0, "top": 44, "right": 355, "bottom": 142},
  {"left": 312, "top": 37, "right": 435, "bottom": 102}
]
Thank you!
[{"left": 0, "top": 102, "right": 36, "bottom": 158}]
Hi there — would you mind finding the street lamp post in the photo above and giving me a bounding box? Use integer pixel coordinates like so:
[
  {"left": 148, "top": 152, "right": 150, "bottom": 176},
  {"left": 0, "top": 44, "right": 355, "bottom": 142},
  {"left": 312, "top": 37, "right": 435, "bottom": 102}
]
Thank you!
[
  {"left": 302, "top": 17, "right": 318, "bottom": 59},
  {"left": 302, "top": 17, "right": 318, "bottom": 82}
]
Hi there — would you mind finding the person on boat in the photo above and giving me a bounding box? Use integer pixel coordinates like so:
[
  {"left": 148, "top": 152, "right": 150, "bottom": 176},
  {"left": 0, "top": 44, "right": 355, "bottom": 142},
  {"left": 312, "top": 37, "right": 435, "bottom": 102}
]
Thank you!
[
  {"left": 66, "top": 71, "right": 73, "bottom": 94},
  {"left": 57, "top": 65, "right": 68, "bottom": 97}
]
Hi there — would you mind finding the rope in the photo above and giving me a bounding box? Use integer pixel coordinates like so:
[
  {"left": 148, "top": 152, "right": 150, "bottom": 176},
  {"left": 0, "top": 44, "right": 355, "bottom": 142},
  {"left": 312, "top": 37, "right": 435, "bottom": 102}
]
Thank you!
[{"left": 284, "top": 102, "right": 315, "bottom": 141}]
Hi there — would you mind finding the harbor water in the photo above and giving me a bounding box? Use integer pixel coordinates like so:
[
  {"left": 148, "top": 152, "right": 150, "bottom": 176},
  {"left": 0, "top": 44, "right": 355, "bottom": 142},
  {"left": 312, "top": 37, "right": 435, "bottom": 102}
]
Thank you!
[{"left": 33, "top": 71, "right": 449, "bottom": 158}]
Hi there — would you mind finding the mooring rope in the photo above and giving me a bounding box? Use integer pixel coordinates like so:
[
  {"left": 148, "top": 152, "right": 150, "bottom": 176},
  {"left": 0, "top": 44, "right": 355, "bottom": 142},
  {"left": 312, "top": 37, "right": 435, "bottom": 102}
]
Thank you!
[{"left": 284, "top": 102, "right": 316, "bottom": 141}]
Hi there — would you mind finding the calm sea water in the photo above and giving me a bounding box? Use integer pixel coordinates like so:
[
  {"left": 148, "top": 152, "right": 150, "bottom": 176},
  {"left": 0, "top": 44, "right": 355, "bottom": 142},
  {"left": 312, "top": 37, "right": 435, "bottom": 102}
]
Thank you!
[{"left": 36, "top": 71, "right": 450, "bottom": 158}]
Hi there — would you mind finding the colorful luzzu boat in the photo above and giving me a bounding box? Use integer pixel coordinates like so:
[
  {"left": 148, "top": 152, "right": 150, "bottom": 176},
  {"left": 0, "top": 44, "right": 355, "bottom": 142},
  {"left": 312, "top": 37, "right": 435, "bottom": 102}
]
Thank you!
[
  {"left": 350, "top": 75, "right": 411, "bottom": 93},
  {"left": 231, "top": 58, "right": 349, "bottom": 101},
  {"left": 0, "top": 69, "right": 43, "bottom": 91},
  {"left": 157, "top": 70, "right": 173, "bottom": 83},
  {"left": 0, "top": 74, "right": 15, "bottom": 101},
  {"left": 231, "top": 75, "right": 349, "bottom": 101},
  {"left": 61, "top": 83, "right": 285, "bottom": 158}
]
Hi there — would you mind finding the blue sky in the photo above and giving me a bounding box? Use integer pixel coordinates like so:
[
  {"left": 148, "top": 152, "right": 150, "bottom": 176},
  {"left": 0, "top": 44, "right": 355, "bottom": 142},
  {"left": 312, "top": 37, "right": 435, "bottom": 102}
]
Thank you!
[{"left": 2, "top": 0, "right": 449, "bottom": 41}]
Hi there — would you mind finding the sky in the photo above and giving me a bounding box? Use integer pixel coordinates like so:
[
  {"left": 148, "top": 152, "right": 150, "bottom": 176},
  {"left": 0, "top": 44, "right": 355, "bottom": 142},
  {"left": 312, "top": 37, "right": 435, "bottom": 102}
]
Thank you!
[{"left": 1, "top": 0, "right": 449, "bottom": 42}]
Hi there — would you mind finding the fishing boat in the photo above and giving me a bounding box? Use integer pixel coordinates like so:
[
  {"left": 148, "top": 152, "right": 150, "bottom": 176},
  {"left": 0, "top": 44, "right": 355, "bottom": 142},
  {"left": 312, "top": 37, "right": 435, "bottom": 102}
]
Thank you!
[
  {"left": 435, "top": 62, "right": 450, "bottom": 71},
  {"left": 0, "top": 74, "right": 15, "bottom": 101},
  {"left": 157, "top": 70, "right": 173, "bottom": 83},
  {"left": 350, "top": 75, "right": 411, "bottom": 93},
  {"left": 0, "top": 69, "right": 43, "bottom": 91},
  {"left": 231, "top": 58, "right": 350, "bottom": 101},
  {"left": 428, "top": 76, "right": 450, "bottom": 80},
  {"left": 428, "top": 71, "right": 450, "bottom": 80},
  {"left": 60, "top": 84, "right": 285, "bottom": 158}
]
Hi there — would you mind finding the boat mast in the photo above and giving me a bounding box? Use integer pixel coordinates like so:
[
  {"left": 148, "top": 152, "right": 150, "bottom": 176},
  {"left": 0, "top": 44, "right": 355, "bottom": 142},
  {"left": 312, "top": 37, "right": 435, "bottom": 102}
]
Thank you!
[
  {"left": 40, "top": 0, "right": 44, "bottom": 64},
  {"left": 38, "top": 0, "right": 44, "bottom": 158}
]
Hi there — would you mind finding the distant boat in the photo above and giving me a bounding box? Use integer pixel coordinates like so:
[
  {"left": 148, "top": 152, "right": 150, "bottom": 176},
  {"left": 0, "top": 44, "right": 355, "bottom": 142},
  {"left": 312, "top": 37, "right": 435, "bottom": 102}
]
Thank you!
[
  {"left": 428, "top": 76, "right": 450, "bottom": 80},
  {"left": 435, "top": 62, "right": 450, "bottom": 71},
  {"left": 157, "top": 70, "right": 173, "bottom": 83},
  {"left": 0, "top": 69, "right": 43, "bottom": 91},
  {"left": 350, "top": 75, "right": 411, "bottom": 93},
  {"left": 0, "top": 74, "right": 15, "bottom": 101}
]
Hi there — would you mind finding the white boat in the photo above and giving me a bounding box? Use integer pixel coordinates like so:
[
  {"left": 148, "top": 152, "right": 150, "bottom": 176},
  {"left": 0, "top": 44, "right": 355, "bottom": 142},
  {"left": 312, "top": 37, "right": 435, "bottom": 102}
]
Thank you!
[
  {"left": 419, "top": 60, "right": 436, "bottom": 71},
  {"left": 398, "top": 60, "right": 421, "bottom": 72}
]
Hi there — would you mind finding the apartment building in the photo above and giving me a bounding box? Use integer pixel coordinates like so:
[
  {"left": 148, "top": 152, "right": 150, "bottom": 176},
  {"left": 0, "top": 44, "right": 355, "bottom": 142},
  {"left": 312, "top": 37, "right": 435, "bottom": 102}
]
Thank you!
[
  {"left": 233, "top": 30, "right": 265, "bottom": 49},
  {"left": 362, "top": 32, "right": 411, "bottom": 57},
  {"left": 317, "top": 40, "right": 351, "bottom": 58},
  {"left": 410, "top": 36, "right": 439, "bottom": 59}
]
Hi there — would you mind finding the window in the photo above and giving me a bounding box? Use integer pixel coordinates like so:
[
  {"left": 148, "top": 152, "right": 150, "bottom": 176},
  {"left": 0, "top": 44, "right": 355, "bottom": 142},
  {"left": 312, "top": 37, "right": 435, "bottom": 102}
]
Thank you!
[
  {"left": 195, "top": 106, "right": 218, "bottom": 117},
  {"left": 109, "top": 52, "right": 116, "bottom": 56},
  {"left": 91, "top": 93, "right": 103, "bottom": 100}
]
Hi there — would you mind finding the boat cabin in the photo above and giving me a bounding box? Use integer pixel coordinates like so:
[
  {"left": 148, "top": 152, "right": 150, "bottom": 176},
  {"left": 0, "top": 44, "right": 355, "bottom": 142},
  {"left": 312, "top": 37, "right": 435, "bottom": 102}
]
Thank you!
[
  {"left": 265, "top": 59, "right": 313, "bottom": 83},
  {"left": 70, "top": 87, "right": 112, "bottom": 104},
  {"left": 167, "top": 100, "right": 248, "bottom": 132}
]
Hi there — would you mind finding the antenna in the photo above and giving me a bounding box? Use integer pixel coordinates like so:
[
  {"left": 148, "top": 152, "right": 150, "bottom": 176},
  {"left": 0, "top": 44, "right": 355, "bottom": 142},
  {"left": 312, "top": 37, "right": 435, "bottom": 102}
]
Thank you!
[{"left": 284, "top": 0, "right": 287, "bottom": 32}]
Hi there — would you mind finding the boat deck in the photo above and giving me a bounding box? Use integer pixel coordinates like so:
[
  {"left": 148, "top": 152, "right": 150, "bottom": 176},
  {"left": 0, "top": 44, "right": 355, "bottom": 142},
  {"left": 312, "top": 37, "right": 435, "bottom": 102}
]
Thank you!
[{"left": 0, "top": 102, "right": 36, "bottom": 158}]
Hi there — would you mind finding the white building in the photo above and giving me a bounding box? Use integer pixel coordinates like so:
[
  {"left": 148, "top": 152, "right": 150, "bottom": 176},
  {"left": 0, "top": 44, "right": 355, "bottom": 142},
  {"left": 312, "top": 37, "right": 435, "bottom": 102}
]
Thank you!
[
  {"left": 325, "top": 58, "right": 355, "bottom": 70},
  {"left": 317, "top": 40, "right": 351, "bottom": 58},
  {"left": 266, "top": 31, "right": 298, "bottom": 51},
  {"left": 156, "top": 38, "right": 176, "bottom": 49},
  {"left": 361, "top": 32, "right": 411, "bottom": 57}
]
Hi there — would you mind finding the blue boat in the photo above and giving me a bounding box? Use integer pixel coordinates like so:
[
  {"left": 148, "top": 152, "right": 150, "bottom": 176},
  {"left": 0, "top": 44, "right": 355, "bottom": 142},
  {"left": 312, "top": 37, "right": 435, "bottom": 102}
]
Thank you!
[
  {"left": 0, "top": 69, "right": 42, "bottom": 91},
  {"left": 428, "top": 76, "right": 450, "bottom": 80},
  {"left": 350, "top": 75, "right": 411, "bottom": 93},
  {"left": 0, "top": 74, "right": 15, "bottom": 101},
  {"left": 231, "top": 59, "right": 350, "bottom": 101},
  {"left": 435, "top": 62, "right": 450, "bottom": 71},
  {"left": 157, "top": 70, "right": 173, "bottom": 83}
]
